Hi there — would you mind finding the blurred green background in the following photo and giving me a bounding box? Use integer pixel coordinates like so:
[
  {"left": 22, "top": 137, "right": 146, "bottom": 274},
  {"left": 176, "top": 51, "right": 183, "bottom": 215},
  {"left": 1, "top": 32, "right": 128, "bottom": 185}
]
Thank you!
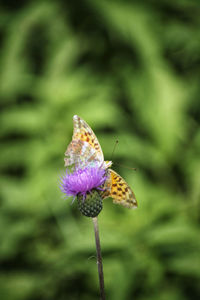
[{"left": 0, "top": 0, "right": 200, "bottom": 299}]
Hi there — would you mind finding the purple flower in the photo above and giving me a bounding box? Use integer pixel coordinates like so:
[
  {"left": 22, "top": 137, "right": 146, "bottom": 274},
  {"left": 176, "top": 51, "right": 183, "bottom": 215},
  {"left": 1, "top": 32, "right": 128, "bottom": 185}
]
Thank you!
[{"left": 60, "top": 164, "right": 107, "bottom": 200}]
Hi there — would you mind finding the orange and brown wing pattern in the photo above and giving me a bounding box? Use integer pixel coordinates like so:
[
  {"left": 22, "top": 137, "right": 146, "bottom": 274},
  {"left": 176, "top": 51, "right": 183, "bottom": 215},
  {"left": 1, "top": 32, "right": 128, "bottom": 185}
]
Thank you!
[
  {"left": 72, "top": 115, "right": 104, "bottom": 163},
  {"left": 102, "top": 169, "right": 137, "bottom": 209},
  {"left": 64, "top": 115, "right": 112, "bottom": 169}
]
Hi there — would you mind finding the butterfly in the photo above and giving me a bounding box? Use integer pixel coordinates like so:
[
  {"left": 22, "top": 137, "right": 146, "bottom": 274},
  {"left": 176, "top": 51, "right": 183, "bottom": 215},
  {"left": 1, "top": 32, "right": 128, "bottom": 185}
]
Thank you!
[{"left": 64, "top": 115, "right": 137, "bottom": 209}]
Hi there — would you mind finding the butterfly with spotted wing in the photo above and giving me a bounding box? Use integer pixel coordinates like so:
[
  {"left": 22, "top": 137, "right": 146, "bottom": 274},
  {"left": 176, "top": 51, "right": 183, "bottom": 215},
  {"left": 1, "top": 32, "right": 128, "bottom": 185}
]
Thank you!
[{"left": 64, "top": 115, "right": 137, "bottom": 209}]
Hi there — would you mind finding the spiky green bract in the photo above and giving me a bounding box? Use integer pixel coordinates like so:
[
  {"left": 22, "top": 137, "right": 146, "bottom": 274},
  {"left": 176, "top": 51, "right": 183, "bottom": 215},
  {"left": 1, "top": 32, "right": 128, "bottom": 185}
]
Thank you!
[{"left": 77, "top": 189, "right": 103, "bottom": 217}]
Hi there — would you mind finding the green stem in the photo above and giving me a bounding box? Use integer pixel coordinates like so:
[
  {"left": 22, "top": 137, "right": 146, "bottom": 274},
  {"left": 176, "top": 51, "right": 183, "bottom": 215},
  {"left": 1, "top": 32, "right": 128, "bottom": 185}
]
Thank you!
[{"left": 92, "top": 217, "right": 106, "bottom": 300}]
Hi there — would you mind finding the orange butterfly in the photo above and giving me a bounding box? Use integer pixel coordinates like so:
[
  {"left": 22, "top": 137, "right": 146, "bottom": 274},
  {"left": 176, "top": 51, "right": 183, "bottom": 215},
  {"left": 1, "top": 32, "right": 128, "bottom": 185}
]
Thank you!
[{"left": 64, "top": 115, "right": 137, "bottom": 209}]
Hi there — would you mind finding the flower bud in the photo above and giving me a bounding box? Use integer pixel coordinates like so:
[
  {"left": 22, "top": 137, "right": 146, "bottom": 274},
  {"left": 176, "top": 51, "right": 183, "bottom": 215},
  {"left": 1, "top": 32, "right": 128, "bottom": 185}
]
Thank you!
[{"left": 77, "top": 189, "right": 103, "bottom": 217}]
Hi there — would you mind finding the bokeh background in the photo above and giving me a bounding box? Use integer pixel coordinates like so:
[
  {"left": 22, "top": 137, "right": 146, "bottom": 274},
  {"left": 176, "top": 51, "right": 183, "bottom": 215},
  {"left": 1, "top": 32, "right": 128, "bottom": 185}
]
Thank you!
[{"left": 0, "top": 0, "right": 200, "bottom": 299}]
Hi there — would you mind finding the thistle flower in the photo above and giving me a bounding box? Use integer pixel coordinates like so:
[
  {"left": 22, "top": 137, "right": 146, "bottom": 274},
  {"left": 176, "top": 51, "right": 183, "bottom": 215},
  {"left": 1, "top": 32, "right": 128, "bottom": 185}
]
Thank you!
[
  {"left": 60, "top": 164, "right": 107, "bottom": 198},
  {"left": 60, "top": 164, "right": 107, "bottom": 217}
]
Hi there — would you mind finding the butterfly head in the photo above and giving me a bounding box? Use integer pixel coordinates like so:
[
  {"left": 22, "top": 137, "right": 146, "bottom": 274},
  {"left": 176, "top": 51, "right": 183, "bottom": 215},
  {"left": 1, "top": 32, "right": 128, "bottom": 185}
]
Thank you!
[{"left": 103, "top": 160, "right": 112, "bottom": 169}]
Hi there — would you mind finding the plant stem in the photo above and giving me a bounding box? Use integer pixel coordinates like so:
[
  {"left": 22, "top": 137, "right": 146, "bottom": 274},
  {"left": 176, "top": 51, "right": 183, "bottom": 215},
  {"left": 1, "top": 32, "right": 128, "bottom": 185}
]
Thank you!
[{"left": 92, "top": 217, "right": 106, "bottom": 300}]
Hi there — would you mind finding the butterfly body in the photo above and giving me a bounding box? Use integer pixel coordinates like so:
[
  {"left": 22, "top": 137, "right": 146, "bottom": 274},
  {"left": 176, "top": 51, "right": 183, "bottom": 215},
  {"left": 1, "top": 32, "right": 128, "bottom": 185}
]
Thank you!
[{"left": 65, "top": 115, "right": 137, "bottom": 209}]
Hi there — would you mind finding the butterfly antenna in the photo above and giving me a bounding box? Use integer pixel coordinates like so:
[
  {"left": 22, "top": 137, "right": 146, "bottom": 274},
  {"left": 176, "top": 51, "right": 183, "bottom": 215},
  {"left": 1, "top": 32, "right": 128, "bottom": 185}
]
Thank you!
[
  {"left": 115, "top": 163, "right": 138, "bottom": 171},
  {"left": 110, "top": 140, "right": 137, "bottom": 171},
  {"left": 110, "top": 140, "right": 119, "bottom": 161}
]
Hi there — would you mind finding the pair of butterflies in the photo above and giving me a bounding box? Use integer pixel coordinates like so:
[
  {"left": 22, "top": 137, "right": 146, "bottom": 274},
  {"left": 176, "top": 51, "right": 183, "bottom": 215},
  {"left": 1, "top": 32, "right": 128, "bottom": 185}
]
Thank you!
[{"left": 64, "top": 115, "right": 137, "bottom": 209}]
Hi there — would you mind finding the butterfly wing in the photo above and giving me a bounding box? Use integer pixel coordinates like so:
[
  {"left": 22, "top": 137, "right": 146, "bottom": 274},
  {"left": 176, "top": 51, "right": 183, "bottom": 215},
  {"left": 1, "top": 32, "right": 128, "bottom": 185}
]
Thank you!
[
  {"left": 64, "top": 140, "right": 98, "bottom": 168},
  {"left": 72, "top": 115, "right": 104, "bottom": 162},
  {"left": 65, "top": 115, "right": 111, "bottom": 169},
  {"left": 102, "top": 169, "right": 137, "bottom": 209}
]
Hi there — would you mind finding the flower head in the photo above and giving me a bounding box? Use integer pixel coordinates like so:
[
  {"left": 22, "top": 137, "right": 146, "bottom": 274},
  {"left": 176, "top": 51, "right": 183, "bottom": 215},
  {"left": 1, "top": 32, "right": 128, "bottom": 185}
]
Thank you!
[{"left": 60, "top": 164, "right": 107, "bottom": 200}]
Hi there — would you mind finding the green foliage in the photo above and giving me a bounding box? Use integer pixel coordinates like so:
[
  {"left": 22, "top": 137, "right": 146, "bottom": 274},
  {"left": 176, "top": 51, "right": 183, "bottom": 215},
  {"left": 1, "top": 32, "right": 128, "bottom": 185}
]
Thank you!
[{"left": 0, "top": 0, "right": 200, "bottom": 299}]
